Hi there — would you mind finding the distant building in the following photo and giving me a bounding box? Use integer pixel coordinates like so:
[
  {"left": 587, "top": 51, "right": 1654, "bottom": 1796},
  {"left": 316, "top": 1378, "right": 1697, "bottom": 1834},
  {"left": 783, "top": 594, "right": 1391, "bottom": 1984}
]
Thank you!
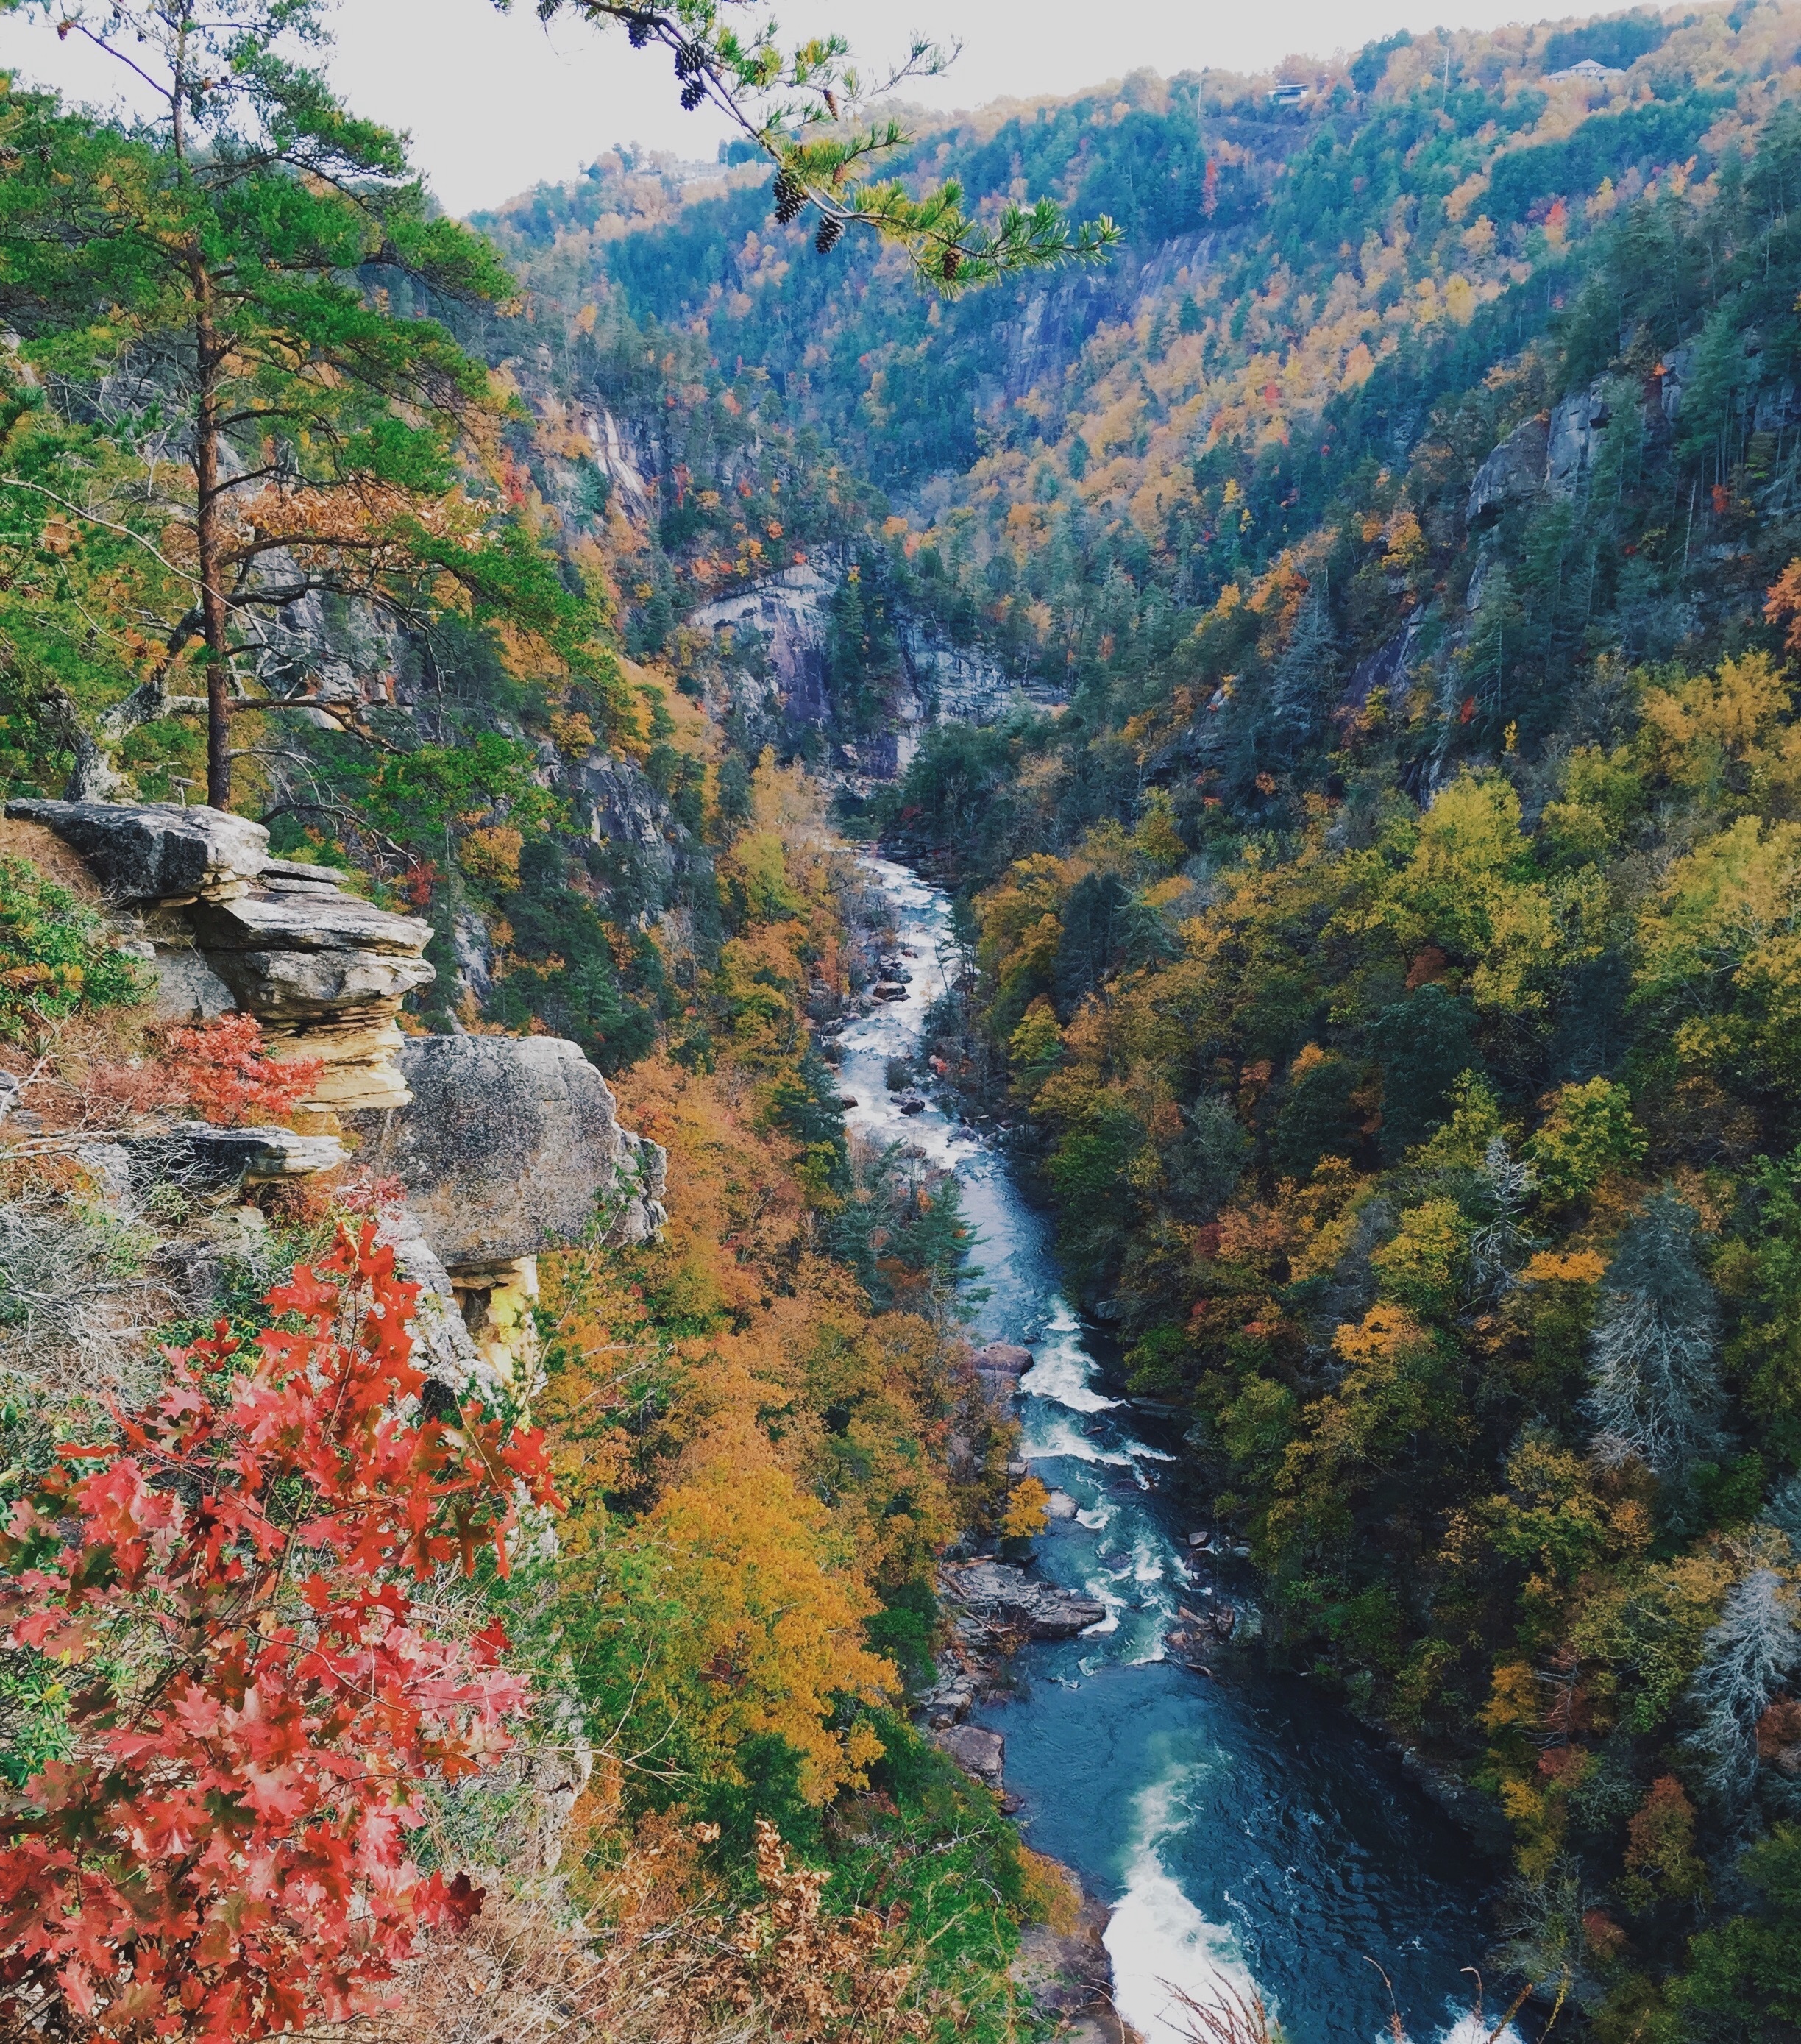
[
  {"left": 1547, "top": 57, "right": 1627, "bottom": 83},
  {"left": 1267, "top": 82, "right": 1310, "bottom": 105}
]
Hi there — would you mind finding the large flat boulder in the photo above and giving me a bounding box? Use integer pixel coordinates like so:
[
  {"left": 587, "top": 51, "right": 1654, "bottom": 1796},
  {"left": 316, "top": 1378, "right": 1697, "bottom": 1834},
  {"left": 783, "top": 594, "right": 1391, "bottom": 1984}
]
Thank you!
[
  {"left": 942, "top": 1560, "right": 1109, "bottom": 1639},
  {"left": 933, "top": 1722, "right": 1005, "bottom": 1792},
  {"left": 4, "top": 800, "right": 268, "bottom": 901},
  {"left": 347, "top": 1035, "right": 667, "bottom": 1269},
  {"left": 189, "top": 891, "right": 433, "bottom": 956}
]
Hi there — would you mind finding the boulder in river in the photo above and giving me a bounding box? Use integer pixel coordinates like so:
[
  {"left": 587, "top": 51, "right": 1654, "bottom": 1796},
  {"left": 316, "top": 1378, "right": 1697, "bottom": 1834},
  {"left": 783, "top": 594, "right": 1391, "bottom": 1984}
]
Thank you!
[
  {"left": 943, "top": 1560, "right": 1107, "bottom": 1639},
  {"left": 974, "top": 1342, "right": 1031, "bottom": 1376},
  {"left": 973, "top": 1341, "right": 1032, "bottom": 1402}
]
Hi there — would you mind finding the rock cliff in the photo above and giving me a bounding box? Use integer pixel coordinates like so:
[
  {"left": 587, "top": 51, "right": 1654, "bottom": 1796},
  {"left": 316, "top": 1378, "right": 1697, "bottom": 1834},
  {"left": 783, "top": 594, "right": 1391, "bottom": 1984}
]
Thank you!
[{"left": 4, "top": 798, "right": 667, "bottom": 1391}]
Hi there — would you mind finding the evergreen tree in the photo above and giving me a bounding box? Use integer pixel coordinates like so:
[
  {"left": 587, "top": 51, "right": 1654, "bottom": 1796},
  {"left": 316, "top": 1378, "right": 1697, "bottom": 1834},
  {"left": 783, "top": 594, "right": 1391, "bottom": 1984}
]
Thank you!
[
  {"left": 0, "top": 1, "right": 536, "bottom": 806},
  {"left": 1268, "top": 574, "right": 1338, "bottom": 756}
]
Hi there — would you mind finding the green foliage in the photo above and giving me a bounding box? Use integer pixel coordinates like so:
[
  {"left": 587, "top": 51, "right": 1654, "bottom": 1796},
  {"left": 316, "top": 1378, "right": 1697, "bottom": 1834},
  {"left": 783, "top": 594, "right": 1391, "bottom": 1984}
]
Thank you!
[
  {"left": 1674, "top": 1825, "right": 1801, "bottom": 2040},
  {"left": 529, "top": 0, "right": 1117, "bottom": 288},
  {"left": 0, "top": 855, "right": 147, "bottom": 1035},
  {"left": 1525, "top": 1078, "right": 1646, "bottom": 1208}
]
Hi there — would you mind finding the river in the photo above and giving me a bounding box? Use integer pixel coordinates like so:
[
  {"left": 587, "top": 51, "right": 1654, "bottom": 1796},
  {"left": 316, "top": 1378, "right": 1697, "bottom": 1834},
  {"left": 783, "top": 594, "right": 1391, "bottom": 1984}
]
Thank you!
[{"left": 836, "top": 858, "right": 1517, "bottom": 2044}]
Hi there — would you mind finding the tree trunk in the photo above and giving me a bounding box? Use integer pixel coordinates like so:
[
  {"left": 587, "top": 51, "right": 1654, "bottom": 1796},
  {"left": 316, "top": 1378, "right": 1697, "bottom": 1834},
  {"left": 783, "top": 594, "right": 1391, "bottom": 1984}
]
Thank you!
[{"left": 191, "top": 253, "right": 232, "bottom": 810}]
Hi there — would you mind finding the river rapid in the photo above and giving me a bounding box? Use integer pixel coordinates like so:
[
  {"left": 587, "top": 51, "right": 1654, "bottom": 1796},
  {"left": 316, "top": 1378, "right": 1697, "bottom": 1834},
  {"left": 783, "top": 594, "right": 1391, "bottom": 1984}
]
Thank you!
[{"left": 836, "top": 858, "right": 1518, "bottom": 2044}]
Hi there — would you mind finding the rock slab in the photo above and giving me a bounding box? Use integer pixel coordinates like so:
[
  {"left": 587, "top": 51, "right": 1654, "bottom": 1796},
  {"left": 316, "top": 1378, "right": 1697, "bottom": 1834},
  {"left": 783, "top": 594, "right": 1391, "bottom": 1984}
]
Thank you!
[
  {"left": 942, "top": 1560, "right": 1108, "bottom": 1639},
  {"left": 5, "top": 800, "right": 268, "bottom": 901},
  {"left": 933, "top": 1722, "right": 1005, "bottom": 1792}
]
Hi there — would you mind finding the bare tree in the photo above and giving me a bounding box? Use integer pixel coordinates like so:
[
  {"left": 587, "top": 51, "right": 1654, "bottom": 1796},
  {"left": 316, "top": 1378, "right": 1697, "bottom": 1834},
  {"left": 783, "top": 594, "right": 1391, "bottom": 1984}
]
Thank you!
[
  {"left": 1586, "top": 1189, "right": 1724, "bottom": 1475},
  {"left": 1683, "top": 1563, "right": 1801, "bottom": 1804}
]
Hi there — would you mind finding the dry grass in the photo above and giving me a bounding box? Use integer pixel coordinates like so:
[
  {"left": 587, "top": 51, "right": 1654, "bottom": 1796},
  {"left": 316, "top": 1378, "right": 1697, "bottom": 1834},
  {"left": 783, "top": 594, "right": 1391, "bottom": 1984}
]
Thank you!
[{"left": 295, "top": 1818, "right": 931, "bottom": 2044}]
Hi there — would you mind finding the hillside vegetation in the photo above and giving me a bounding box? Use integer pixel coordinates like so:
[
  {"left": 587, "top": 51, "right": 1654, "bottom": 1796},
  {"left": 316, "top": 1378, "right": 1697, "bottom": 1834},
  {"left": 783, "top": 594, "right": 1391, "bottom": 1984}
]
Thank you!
[
  {"left": 477, "top": 4, "right": 1801, "bottom": 2031},
  {"left": 10, "top": 0, "right": 1801, "bottom": 2034}
]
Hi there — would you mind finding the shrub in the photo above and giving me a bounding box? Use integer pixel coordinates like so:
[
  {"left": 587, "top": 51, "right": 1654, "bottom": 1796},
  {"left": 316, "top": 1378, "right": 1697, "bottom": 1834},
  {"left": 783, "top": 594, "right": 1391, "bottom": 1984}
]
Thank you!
[
  {"left": 0, "top": 1224, "right": 555, "bottom": 2041},
  {"left": 0, "top": 854, "right": 147, "bottom": 1038},
  {"left": 165, "top": 1012, "right": 323, "bottom": 1126}
]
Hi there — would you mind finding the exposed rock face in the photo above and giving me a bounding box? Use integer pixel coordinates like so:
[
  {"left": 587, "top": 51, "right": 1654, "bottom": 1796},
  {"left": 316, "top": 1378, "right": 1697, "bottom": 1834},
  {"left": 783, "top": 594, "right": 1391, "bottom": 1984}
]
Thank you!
[
  {"left": 188, "top": 889, "right": 433, "bottom": 1110},
  {"left": 347, "top": 1035, "right": 668, "bottom": 1271},
  {"left": 1467, "top": 381, "right": 1621, "bottom": 525},
  {"left": 933, "top": 1722, "right": 1006, "bottom": 1792},
  {"left": 689, "top": 566, "right": 833, "bottom": 728},
  {"left": 1010, "top": 1903, "right": 1125, "bottom": 2044},
  {"left": 566, "top": 749, "right": 680, "bottom": 887},
  {"left": 1546, "top": 388, "right": 1612, "bottom": 497},
  {"left": 899, "top": 622, "right": 1064, "bottom": 728},
  {"left": 941, "top": 1560, "right": 1109, "bottom": 1639},
  {"left": 1465, "top": 414, "right": 1550, "bottom": 523},
  {"left": 7, "top": 800, "right": 434, "bottom": 1110},
  {"left": 135, "top": 1124, "right": 347, "bottom": 1186},
  {"left": 377, "top": 1204, "right": 489, "bottom": 1394},
  {"left": 5, "top": 799, "right": 267, "bottom": 901}
]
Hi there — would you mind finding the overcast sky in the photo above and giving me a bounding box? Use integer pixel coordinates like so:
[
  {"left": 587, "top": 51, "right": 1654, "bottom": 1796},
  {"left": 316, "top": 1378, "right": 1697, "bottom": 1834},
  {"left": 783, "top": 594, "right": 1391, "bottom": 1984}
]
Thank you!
[{"left": 0, "top": 0, "right": 1544, "bottom": 216}]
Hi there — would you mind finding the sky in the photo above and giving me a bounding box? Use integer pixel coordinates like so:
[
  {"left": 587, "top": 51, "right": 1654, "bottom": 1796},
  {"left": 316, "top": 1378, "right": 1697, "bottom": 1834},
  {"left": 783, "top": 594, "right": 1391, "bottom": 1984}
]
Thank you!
[{"left": 0, "top": 0, "right": 1551, "bottom": 216}]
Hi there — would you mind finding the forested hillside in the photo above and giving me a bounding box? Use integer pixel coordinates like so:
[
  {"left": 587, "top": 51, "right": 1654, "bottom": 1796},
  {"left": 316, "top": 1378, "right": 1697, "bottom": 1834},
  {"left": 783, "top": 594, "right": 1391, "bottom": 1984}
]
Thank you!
[
  {"left": 0, "top": 6, "right": 1068, "bottom": 2038},
  {"left": 489, "top": 4, "right": 1801, "bottom": 2033},
  {"left": 10, "top": 0, "right": 1801, "bottom": 2036}
]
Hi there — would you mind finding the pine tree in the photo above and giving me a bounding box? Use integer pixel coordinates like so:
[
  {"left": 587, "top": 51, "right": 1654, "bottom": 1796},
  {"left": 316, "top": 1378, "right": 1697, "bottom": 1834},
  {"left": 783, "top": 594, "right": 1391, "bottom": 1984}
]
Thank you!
[
  {"left": 0, "top": 1, "right": 522, "bottom": 806},
  {"left": 1268, "top": 575, "right": 1339, "bottom": 757},
  {"left": 1769, "top": 1473, "right": 1801, "bottom": 1550},
  {"left": 1586, "top": 1190, "right": 1724, "bottom": 1475},
  {"left": 1683, "top": 1566, "right": 1801, "bottom": 1803}
]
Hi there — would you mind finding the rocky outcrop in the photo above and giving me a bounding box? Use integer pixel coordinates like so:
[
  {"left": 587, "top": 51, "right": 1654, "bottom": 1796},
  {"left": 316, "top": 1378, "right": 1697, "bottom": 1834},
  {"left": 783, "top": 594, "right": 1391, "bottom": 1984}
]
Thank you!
[
  {"left": 5, "top": 801, "right": 434, "bottom": 1111},
  {"left": 941, "top": 1560, "right": 1108, "bottom": 1639},
  {"left": 5, "top": 798, "right": 267, "bottom": 902},
  {"left": 899, "top": 621, "right": 1063, "bottom": 728},
  {"left": 138, "top": 1124, "right": 348, "bottom": 1186},
  {"left": 1465, "top": 414, "right": 1550, "bottom": 523},
  {"left": 934, "top": 1721, "right": 1006, "bottom": 1792},
  {"left": 689, "top": 566, "right": 834, "bottom": 728},
  {"left": 188, "top": 885, "right": 433, "bottom": 1112},
  {"left": 1467, "top": 380, "right": 1624, "bottom": 525},
  {"left": 973, "top": 1341, "right": 1032, "bottom": 1400},
  {"left": 1010, "top": 1903, "right": 1126, "bottom": 2044},
  {"left": 1546, "top": 387, "right": 1613, "bottom": 497},
  {"left": 347, "top": 1034, "right": 667, "bottom": 1272}
]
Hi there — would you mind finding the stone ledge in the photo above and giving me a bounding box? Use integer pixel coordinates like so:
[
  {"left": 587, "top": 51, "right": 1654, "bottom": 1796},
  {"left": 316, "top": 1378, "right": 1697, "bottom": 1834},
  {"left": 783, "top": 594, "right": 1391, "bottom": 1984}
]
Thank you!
[{"left": 4, "top": 799, "right": 268, "bottom": 901}]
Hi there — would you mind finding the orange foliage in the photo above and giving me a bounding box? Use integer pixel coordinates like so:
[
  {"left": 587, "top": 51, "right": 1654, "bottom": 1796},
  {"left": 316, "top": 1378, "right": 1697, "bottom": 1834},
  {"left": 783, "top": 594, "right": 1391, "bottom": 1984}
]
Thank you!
[{"left": 166, "top": 1012, "right": 322, "bottom": 1125}]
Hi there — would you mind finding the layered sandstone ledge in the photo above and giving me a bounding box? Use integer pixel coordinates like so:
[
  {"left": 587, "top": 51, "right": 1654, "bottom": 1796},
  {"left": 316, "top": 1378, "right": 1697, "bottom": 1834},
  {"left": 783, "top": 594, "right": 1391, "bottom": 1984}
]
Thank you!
[{"left": 7, "top": 799, "right": 665, "bottom": 1391}]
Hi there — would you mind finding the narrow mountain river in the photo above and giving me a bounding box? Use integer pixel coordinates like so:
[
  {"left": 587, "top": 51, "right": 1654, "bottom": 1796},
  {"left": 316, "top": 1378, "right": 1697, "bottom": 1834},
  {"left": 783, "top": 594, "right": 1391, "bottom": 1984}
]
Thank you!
[{"left": 838, "top": 858, "right": 1514, "bottom": 2044}]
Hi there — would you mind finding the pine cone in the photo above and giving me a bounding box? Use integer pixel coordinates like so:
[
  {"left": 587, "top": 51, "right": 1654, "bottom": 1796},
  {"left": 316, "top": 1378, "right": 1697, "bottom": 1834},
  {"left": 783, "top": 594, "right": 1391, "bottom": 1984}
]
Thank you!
[
  {"left": 814, "top": 215, "right": 843, "bottom": 255},
  {"left": 772, "top": 171, "right": 806, "bottom": 225}
]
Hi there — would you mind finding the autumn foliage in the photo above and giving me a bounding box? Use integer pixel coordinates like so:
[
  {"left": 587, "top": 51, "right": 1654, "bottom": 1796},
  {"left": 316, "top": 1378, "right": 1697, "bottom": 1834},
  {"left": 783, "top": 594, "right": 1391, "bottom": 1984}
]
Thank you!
[
  {"left": 0, "top": 1224, "right": 554, "bottom": 2040},
  {"left": 165, "top": 1012, "right": 323, "bottom": 1127}
]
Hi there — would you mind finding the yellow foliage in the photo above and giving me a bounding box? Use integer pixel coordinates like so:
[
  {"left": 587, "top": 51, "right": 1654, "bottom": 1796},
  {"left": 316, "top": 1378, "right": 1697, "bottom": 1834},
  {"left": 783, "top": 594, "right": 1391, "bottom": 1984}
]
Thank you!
[
  {"left": 1521, "top": 1249, "right": 1607, "bottom": 1285},
  {"left": 631, "top": 1422, "right": 897, "bottom": 1801},
  {"left": 1001, "top": 1475, "right": 1051, "bottom": 1542},
  {"left": 461, "top": 823, "right": 523, "bottom": 890},
  {"left": 1639, "top": 650, "right": 1801, "bottom": 812}
]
